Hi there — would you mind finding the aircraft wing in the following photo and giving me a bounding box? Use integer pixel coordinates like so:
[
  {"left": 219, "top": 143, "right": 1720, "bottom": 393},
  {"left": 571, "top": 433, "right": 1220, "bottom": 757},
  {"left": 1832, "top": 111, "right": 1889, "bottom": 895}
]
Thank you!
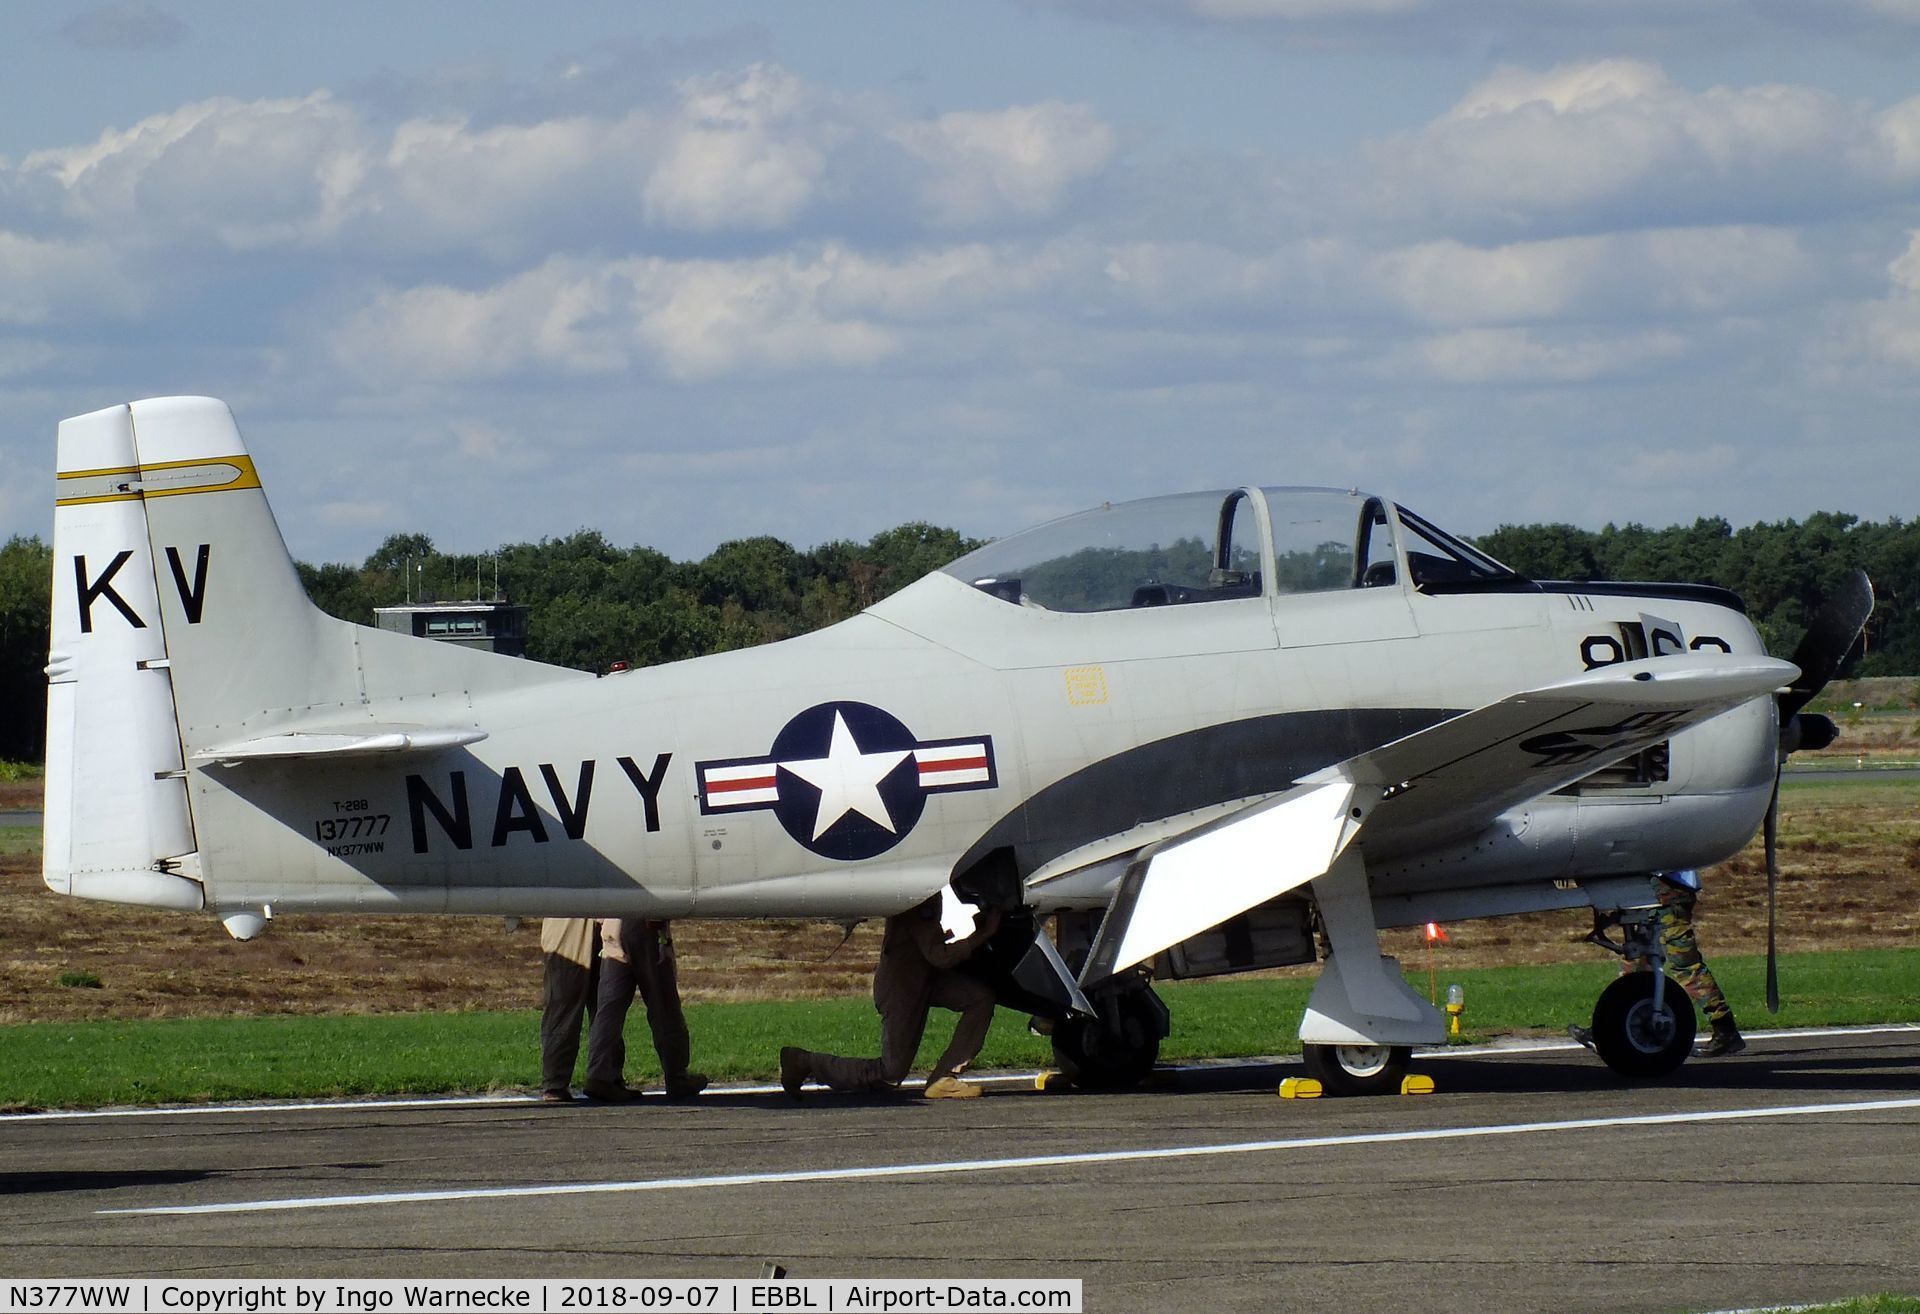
[
  {"left": 1306, "top": 652, "right": 1797, "bottom": 858},
  {"left": 1075, "top": 652, "right": 1794, "bottom": 983}
]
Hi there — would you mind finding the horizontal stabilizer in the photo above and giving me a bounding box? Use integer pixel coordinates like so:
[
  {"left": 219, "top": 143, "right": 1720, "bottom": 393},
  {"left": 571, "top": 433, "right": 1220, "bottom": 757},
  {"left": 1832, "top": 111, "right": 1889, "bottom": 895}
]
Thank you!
[
  {"left": 1079, "top": 780, "right": 1361, "bottom": 986},
  {"left": 1307, "top": 653, "right": 1796, "bottom": 856},
  {"left": 194, "top": 725, "right": 488, "bottom": 762}
]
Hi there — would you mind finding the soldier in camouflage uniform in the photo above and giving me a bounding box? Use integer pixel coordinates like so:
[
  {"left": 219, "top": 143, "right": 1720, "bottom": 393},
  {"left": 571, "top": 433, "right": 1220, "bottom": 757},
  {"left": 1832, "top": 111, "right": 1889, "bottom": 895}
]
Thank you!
[{"left": 1571, "top": 870, "right": 1746, "bottom": 1058}]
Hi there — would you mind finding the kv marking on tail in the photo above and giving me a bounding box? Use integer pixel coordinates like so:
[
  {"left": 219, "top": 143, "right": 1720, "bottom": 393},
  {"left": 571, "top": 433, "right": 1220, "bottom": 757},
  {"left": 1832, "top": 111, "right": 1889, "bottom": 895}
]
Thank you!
[{"left": 72, "top": 543, "right": 211, "bottom": 632}]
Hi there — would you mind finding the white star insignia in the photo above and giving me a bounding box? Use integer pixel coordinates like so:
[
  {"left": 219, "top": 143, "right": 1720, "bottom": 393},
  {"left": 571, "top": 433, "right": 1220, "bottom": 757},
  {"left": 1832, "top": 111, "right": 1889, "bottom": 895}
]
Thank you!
[{"left": 780, "top": 711, "right": 911, "bottom": 841}]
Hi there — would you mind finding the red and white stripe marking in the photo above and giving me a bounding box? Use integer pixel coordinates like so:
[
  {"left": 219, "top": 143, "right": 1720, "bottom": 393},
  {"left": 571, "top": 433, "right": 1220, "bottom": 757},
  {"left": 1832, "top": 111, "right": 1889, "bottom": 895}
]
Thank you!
[
  {"left": 701, "top": 763, "right": 778, "bottom": 807},
  {"left": 916, "top": 742, "right": 991, "bottom": 788}
]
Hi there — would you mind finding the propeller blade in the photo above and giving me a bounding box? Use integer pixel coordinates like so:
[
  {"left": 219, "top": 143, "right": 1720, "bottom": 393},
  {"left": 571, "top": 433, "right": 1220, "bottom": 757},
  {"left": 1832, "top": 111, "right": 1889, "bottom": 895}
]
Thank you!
[
  {"left": 1764, "top": 763, "right": 1781, "bottom": 1014},
  {"left": 1767, "top": 570, "right": 1868, "bottom": 1015},
  {"left": 1779, "top": 569, "right": 1873, "bottom": 721}
]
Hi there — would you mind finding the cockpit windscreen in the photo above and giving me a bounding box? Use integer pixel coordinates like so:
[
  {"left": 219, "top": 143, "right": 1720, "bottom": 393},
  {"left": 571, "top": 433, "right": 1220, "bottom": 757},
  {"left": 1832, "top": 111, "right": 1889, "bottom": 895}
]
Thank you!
[{"left": 944, "top": 490, "right": 1262, "bottom": 612}]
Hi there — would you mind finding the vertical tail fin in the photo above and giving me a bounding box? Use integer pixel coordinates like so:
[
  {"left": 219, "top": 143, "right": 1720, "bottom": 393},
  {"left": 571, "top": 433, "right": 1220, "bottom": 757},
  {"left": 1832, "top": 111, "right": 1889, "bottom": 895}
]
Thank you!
[
  {"left": 48, "top": 397, "right": 380, "bottom": 907},
  {"left": 47, "top": 396, "right": 581, "bottom": 910}
]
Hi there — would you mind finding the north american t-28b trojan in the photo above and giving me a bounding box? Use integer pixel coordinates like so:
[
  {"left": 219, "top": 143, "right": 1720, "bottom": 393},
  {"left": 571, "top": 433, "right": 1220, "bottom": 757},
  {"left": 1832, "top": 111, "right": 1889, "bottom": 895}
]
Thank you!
[{"left": 45, "top": 397, "right": 1871, "bottom": 1093}]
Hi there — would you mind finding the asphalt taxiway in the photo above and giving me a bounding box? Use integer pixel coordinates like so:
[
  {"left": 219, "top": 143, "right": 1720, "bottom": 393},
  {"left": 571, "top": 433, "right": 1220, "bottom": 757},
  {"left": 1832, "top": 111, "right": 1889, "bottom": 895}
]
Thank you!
[{"left": 4, "top": 1028, "right": 1918, "bottom": 1313}]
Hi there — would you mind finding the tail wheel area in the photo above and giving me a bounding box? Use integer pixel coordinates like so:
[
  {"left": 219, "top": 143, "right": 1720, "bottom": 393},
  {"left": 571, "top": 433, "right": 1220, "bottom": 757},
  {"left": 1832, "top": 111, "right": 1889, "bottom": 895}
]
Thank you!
[
  {"left": 1302, "top": 1042, "right": 1412, "bottom": 1097},
  {"left": 1591, "top": 972, "right": 1696, "bottom": 1078},
  {"left": 1050, "top": 985, "right": 1166, "bottom": 1090}
]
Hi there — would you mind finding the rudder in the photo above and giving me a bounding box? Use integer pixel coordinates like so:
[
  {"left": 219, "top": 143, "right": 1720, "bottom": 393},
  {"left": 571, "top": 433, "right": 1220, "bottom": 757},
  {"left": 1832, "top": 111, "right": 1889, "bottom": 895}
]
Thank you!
[{"left": 45, "top": 400, "right": 212, "bottom": 907}]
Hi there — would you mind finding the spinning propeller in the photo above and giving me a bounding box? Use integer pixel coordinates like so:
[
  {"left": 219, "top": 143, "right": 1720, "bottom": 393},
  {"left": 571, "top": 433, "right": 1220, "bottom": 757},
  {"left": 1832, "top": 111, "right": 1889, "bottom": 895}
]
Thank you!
[{"left": 1762, "top": 568, "right": 1874, "bottom": 1012}]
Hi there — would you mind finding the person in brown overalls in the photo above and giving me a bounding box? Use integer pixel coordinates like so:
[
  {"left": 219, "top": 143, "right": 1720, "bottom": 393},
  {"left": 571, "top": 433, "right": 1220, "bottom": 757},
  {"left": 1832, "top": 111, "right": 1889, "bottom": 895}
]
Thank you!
[
  {"left": 780, "top": 896, "right": 1003, "bottom": 1100},
  {"left": 538, "top": 917, "right": 601, "bottom": 1102},
  {"left": 584, "top": 918, "right": 708, "bottom": 1101}
]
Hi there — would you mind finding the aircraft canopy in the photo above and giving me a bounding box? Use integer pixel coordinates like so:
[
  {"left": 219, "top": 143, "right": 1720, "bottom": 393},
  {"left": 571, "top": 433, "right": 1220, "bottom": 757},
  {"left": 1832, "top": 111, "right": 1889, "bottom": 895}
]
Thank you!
[{"left": 944, "top": 486, "right": 1516, "bottom": 613}]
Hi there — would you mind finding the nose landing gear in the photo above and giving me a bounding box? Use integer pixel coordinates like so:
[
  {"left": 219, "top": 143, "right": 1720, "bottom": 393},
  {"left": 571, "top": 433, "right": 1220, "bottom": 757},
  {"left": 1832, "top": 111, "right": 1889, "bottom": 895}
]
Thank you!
[
  {"left": 1589, "top": 972, "right": 1695, "bottom": 1078},
  {"left": 1580, "top": 906, "right": 1696, "bottom": 1079}
]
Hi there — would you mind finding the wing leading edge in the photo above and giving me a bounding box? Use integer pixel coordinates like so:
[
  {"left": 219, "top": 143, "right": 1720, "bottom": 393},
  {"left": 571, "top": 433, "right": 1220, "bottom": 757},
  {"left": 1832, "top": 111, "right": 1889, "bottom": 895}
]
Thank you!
[
  {"left": 1306, "top": 652, "right": 1796, "bottom": 857},
  {"left": 1073, "top": 652, "right": 1794, "bottom": 983}
]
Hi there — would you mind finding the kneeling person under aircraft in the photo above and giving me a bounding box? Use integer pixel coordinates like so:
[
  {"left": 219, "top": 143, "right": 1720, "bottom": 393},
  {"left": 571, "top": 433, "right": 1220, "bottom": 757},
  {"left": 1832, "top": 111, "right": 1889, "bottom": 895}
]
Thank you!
[{"left": 782, "top": 897, "right": 1002, "bottom": 1100}]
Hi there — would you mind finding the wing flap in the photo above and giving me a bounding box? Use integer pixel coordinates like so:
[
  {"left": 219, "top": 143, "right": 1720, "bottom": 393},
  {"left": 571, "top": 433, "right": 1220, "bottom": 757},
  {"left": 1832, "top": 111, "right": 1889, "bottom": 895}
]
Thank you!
[{"left": 1078, "top": 780, "right": 1361, "bottom": 984}]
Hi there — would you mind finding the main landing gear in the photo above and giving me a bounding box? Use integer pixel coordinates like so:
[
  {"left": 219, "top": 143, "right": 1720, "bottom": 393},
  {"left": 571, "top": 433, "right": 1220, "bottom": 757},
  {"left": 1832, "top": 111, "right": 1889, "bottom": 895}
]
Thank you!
[
  {"left": 1301, "top": 1042, "right": 1413, "bottom": 1097},
  {"left": 968, "top": 907, "right": 1169, "bottom": 1091},
  {"left": 1578, "top": 908, "right": 1696, "bottom": 1079},
  {"left": 1049, "top": 973, "right": 1168, "bottom": 1090}
]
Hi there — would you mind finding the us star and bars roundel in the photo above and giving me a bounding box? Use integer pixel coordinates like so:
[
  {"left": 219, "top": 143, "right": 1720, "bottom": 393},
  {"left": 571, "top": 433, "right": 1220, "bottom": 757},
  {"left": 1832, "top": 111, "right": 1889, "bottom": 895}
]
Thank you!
[{"left": 695, "top": 701, "right": 997, "bottom": 861}]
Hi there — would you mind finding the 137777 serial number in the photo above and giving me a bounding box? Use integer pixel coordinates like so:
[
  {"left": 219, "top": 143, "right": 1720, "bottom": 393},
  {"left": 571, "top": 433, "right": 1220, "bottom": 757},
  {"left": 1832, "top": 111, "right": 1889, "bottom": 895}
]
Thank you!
[{"left": 314, "top": 799, "right": 390, "bottom": 844}]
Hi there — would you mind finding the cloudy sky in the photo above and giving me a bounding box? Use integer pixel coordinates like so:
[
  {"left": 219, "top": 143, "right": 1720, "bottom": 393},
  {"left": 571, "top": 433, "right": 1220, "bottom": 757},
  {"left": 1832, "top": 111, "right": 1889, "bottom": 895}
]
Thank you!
[{"left": 4, "top": 1, "right": 1919, "bottom": 566}]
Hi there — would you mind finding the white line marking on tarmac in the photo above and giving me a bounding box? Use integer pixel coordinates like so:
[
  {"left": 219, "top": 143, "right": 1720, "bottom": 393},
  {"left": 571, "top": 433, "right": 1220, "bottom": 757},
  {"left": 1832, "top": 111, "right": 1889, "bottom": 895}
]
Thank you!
[
  {"left": 9, "top": 1023, "right": 1918, "bottom": 1123},
  {"left": 1414, "top": 1022, "right": 1920, "bottom": 1060},
  {"left": 102, "top": 1094, "right": 1920, "bottom": 1217}
]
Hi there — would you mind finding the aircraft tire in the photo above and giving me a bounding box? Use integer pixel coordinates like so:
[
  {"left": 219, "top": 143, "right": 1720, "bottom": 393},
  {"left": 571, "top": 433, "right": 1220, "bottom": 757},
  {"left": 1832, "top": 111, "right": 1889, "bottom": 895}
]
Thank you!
[
  {"left": 1590, "top": 972, "right": 1696, "bottom": 1079},
  {"left": 1301, "top": 1042, "right": 1411, "bottom": 1096},
  {"left": 1050, "top": 990, "right": 1162, "bottom": 1089}
]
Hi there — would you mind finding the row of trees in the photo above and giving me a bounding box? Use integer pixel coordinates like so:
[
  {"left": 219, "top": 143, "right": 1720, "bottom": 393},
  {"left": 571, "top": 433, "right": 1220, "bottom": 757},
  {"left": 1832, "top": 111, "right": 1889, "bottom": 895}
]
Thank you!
[
  {"left": 0, "top": 524, "right": 978, "bottom": 761},
  {"left": 1476, "top": 512, "right": 1914, "bottom": 670},
  {"left": 297, "top": 523, "right": 981, "bottom": 674},
  {"left": 0, "top": 510, "right": 1914, "bottom": 762}
]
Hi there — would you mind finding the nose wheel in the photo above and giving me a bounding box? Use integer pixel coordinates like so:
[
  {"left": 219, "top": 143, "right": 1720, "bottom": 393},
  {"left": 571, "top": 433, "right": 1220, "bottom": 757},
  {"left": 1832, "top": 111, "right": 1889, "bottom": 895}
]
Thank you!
[{"left": 1589, "top": 972, "right": 1696, "bottom": 1078}]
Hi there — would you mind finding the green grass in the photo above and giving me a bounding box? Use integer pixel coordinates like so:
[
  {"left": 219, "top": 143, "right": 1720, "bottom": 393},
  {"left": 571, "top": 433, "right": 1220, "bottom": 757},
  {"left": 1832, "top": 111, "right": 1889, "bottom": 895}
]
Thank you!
[
  {"left": 1779, "top": 774, "right": 1920, "bottom": 803},
  {"left": 4, "top": 947, "right": 1918, "bottom": 1111}
]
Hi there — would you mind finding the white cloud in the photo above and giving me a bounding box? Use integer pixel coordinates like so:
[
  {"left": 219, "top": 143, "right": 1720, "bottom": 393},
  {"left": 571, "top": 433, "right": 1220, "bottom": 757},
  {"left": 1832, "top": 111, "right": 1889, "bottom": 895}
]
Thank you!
[
  {"left": 22, "top": 93, "right": 368, "bottom": 249},
  {"left": 1372, "top": 227, "right": 1816, "bottom": 327},
  {"left": 1366, "top": 59, "right": 1917, "bottom": 233},
  {"left": 1408, "top": 326, "right": 1692, "bottom": 384},
  {"left": 0, "top": 231, "right": 144, "bottom": 324},
  {"left": 1444, "top": 58, "right": 1669, "bottom": 118},
  {"left": 641, "top": 64, "right": 838, "bottom": 231},
  {"left": 375, "top": 112, "right": 649, "bottom": 256},
  {"left": 331, "top": 249, "right": 903, "bottom": 385},
  {"left": 9, "top": 41, "right": 1920, "bottom": 562},
  {"left": 6, "top": 66, "right": 1118, "bottom": 264},
  {"left": 822, "top": 242, "right": 1088, "bottom": 320},
  {"left": 1819, "top": 230, "right": 1920, "bottom": 375},
  {"left": 1891, "top": 230, "right": 1920, "bottom": 293},
  {"left": 892, "top": 102, "right": 1117, "bottom": 227},
  {"left": 330, "top": 259, "right": 627, "bottom": 381},
  {"left": 627, "top": 252, "right": 898, "bottom": 378}
]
